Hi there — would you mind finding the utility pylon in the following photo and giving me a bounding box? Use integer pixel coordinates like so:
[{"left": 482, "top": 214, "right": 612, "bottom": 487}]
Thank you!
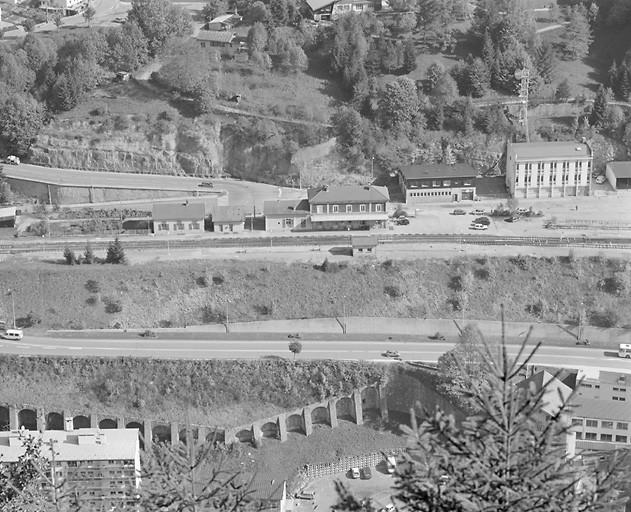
[{"left": 514, "top": 68, "right": 530, "bottom": 142}]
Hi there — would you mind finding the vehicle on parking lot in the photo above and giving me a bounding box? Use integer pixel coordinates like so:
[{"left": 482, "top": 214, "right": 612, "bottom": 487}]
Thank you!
[
  {"left": 198, "top": 181, "right": 214, "bottom": 188},
  {"left": 470, "top": 209, "right": 485, "bottom": 215},
  {"left": 473, "top": 216, "right": 491, "bottom": 226},
  {"left": 360, "top": 467, "right": 372, "bottom": 479},
  {"left": 296, "top": 490, "right": 315, "bottom": 500},
  {"left": 386, "top": 456, "right": 397, "bottom": 474},
  {"left": 451, "top": 209, "right": 466, "bottom": 215},
  {"left": 350, "top": 467, "right": 360, "bottom": 479},
  {"left": 595, "top": 175, "right": 606, "bottom": 184},
  {"left": 5, "top": 155, "right": 20, "bottom": 165},
  {"left": 382, "top": 350, "right": 401, "bottom": 359},
  {"left": 380, "top": 504, "right": 396, "bottom": 512},
  {"left": 470, "top": 223, "right": 488, "bottom": 230},
  {"left": 515, "top": 208, "right": 529, "bottom": 215},
  {"left": 504, "top": 216, "right": 519, "bottom": 223},
  {"left": 395, "top": 217, "right": 410, "bottom": 225},
  {"left": 0, "top": 328, "right": 23, "bottom": 341}
]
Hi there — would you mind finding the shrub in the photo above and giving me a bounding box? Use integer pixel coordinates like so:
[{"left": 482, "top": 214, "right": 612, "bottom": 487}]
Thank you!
[
  {"left": 86, "top": 296, "right": 98, "bottom": 306},
  {"left": 589, "top": 308, "right": 619, "bottom": 328},
  {"left": 384, "top": 285, "right": 402, "bottom": 298},
  {"left": 526, "top": 301, "right": 544, "bottom": 317},
  {"left": 201, "top": 306, "right": 226, "bottom": 324},
  {"left": 509, "top": 255, "right": 529, "bottom": 270},
  {"left": 63, "top": 246, "right": 77, "bottom": 265},
  {"left": 254, "top": 303, "right": 273, "bottom": 315},
  {"left": 317, "top": 258, "right": 342, "bottom": 273},
  {"left": 16, "top": 311, "right": 41, "bottom": 328},
  {"left": 85, "top": 279, "right": 100, "bottom": 293},
  {"left": 196, "top": 275, "right": 209, "bottom": 287},
  {"left": 104, "top": 298, "right": 123, "bottom": 314},
  {"left": 598, "top": 276, "right": 625, "bottom": 296},
  {"left": 474, "top": 268, "right": 490, "bottom": 280},
  {"left": 84, "top": 243, "right": 95, "bottom": 264},
  {"left": 212, "top": 274, "right": 224, "bottom": 285},
  {"left": 449, "top": 275, "right": 463, "bottom": 291}
]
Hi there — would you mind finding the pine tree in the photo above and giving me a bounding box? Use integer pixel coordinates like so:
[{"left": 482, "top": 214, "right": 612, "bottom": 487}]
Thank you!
[
  {"left": 534, "top": 41, "right": 555, "bottom": 84},
  {"left": 83, "top": 242, "right": 95, "bottom": 264},
  {"left": 63, "top": 246, "right": 76, "bottom": 265},
  {"left": 617, "top": 62, "right": 631, "bottom": 101},
  {"left": 481, "top": 28, "right": 494, "bottom": 67},
  {"left": 589, "top": 85, "right": 610, "bottom": 128},
  {"left": 607, "top": 61, "right": 619, "bottom": 91},
  {"left": 401, "top": 38, "right": 417, "bottom": 74},
  {"left": 105, "top": 237, "right": 127, "bottom": 264},
  {"left": 561, "top": 5, "right": 593, "bottom": 61},
  {"left": 465, "top": 57, "right": 490, "bottom": 98},
  {"left": 555, "top": 78, "right": 571, "bottom": 101}
]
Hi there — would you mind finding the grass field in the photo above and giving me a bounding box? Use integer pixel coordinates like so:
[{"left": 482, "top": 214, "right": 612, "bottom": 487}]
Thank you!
[{"left": 2, "top": 255, "right": 630, "bottom": 331}]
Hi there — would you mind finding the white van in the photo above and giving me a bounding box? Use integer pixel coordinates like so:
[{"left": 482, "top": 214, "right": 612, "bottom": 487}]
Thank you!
[
  {"left": 619, "top": 343, "right": 631, "bottom": 359},
  {"left": 1, "top": 329, "right": 23, "bottom": 340}
]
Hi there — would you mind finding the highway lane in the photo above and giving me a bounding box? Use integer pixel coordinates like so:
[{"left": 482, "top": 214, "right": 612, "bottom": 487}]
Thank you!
[{"left": 1, "top": 337, "right": 630, "bottom": 373}]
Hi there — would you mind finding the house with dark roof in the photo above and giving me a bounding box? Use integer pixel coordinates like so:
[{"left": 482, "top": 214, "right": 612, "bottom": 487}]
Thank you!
[
  {"left": 210, "top": 205, "right": 247, "bottom": 233},
  {"left": 195, "top": 30, "right": 237, "bottom": 48},
  {"left": 152, "top": 202, "right": 205, "bottom": 235},
  {"left": 263, "top": 199, "right": 310, "bottom": 232},
  {"left": 307, "top": 185, "right": 389, "bottom": 231},
  {"left": 398, "top": 163, "right": 478, "bottom": 204},
  {"left": 305, "top": 0, "right": 376, "bottom": 20},
  {"left": 206, "top": 12, "right": 241, "bottom": 31},
  {"left": 605, "top": 161, "right": 631, "bottom": 190},
  {"left": 506, "top": 141, "right": 593, "bottom": 199}
]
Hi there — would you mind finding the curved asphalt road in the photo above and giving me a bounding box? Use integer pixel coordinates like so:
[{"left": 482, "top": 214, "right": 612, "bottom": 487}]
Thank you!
[{"left": 1, "top": 336, "right": 630, "bottom": 374}]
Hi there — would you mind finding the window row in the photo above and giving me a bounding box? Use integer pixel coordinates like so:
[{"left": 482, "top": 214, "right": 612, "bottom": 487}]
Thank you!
[
  {"left": 577, "top": 432, "right": 628, "bottom": 443},
  {"left": 613, "top": 396, "right": 626, "bottom": 401},
  {"left": 314, "top": 204, "right": 383, "bottom": 214},
  {"left": 612, "top": 387, "right": 627, "bottom": 392},
  {"left": 572, "top": 419, "right": 628, "bottom": 430},
  {"left": 521, "top": 161, "right": 591, "bottom": 171},
  {"left": 157, "top": 222, "right": 200, "bottom": 231},
  {"left": 409, "top": 191, "right": 452, "bottom": 198}
]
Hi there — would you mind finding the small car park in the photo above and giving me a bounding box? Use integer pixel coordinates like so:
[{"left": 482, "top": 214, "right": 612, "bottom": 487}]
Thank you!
[
  {"left": 395, "top": 217, "right": 410, "bottom": 226},
  {"left": 360, "top": 467, "right": 372, "bottom": 480},
  {"left": 451, "top": 209, "right": 466, "bottom": 215}
]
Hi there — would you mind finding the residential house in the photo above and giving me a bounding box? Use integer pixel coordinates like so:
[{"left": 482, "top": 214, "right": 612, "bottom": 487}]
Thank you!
[
  {"left": 571, "top": 400, "right": 631, "bottom": 448},
  {"left": 351, "top": 235, "right": 378, "bottom": 256},
  {"left": 398, "top": 162, "right": 478, "bottom": 204},
  {"left": 305, "top": 0, "right": 376, "bottom": 21},
  {"left": 152, "top": 202, "right": 205, "bottom": 235},
  {"left": 307, "top": 185, "right": 389, "bottom": 231},
  {"left": 206, "top": 12, "right": 241, "bottom": 31},
  {"left": 506, "top": 141, "right": 593, "bottom": 199},
  {"left": 211, "top": 205, "right": 247, "bottom": 233},
  {"left": 605, "top": 161, "right": 631, "bottom": 190},
  {"left": 40, "top": 0, "right": 84, "bottom": 15},
  {"left": 0, "top": 206, "right": 16, "bottom": 228},
  {"left": 575, "top": 370, "right": 630, "bottom": 403},
  {"left": 195, "top": 30, "right": 237, "bottom": 48},
  {"left": 0, "top": 428, "right": 140, "bottom": 509},
  {"left": 263, "top": 198, "right": 310, "bottom": 232}
]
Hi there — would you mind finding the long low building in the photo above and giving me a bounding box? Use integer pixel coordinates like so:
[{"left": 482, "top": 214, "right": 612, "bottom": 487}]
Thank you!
[
  {"left": 0, "top": 428, "right": 140, "bottom": 508},
  {"left": 398, "top": 163, "right": 478, "bottom": 204},
  {"left": 605, "top": 161, "right": 631, "bottom": 190}
]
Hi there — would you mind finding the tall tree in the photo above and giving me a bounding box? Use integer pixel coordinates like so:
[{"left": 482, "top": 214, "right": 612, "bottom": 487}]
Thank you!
[
  {"left": 201, "top": 0, "right": 228, "bottom": 22},
  {"left": 560, "top": 5, "right": 592, "bottom": 61},
  {"left": 330, "top": 15, "right": 369, "bottom": 96},
  {"left": 105, "top": 21, "right": 149, "bottom": 71},
  {"left": 0, "top": 93, "right": 44, "bottom": 157},
  {"left": 83, "top": 4, "right": 96, "bottom": 26},
  {"left": 416, "top": 0, "right": 442, "bottom": 44},
  {"left": 589, "top": 85, "right": 610, "bottom": 129},
  {"left": 401, "top": 38, "right": 417, "bottom": 73},
  {"left": 105, "top": 237, "right": 126, "bottom": 264},
  {"left": 128, "top": 0, "right": 191, "bottom": 56},
  {"left": 246, "top": 22, "right": 268, "bottom": 56},
  {"left": 534, "top": 41, "right": 555, "bottom": 84},
  {"left": 378, "top": 76, "right": 420, "bottom": 131}
]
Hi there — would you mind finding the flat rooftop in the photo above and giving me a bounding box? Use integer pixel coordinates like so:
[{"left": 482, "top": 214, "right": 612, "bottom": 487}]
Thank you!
[
  {"left": 399, "top": 163, "right": 477, "bottom": 180},
  {"left": 571, "top": 399, "right": 631, "bottom": 422},
  {"left": 508, "top": 141, "right": 592, "bottom": 160},
  {"left": 607, "top": 161, "right": 631, "bottom": 179}
]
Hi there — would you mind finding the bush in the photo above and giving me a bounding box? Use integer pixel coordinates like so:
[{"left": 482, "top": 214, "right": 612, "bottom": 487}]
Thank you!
[
  {"left": 317, "top": 258, "right": 343, "bottom": 273},
  {"left": 16, "top": 311, "right": 41, "bottom": 328},
  {"left": 589, "top": 309, "right": 619, "bottom": 328},
  {"left": 254, "top": 303, "right": 273, "bottom": 315},
  {"left": 474, "top": 268, "right": 490, "bottom": 280},
  {"left": 598, "top": 276, "right": 625, "bottom": 296},
  {"left": 85, "top": 279, "right": 100, "bottom": 293},
  {"left": 212, "top": 274, "right": 224, "bottom": 285},
  {"left": 384, "top": 285, "right": 402, "bottom": 298},
  {"left": 104, "top": 298, "right": 123, "bottom": 314},
  {"left": 63, "top": 246, "right": 77, "bottom": 265},
  {"left": 196, "top": 275, "right": 209, "bottom": 287},
  {"left": 449, "top": 275, "right": 463, "bottom": 291},
  {"left": 86, "top": 296, "right": 98, "bottom": 306},
  {"left": 201, "top": 306, "right": 226, "bottom": 324}
]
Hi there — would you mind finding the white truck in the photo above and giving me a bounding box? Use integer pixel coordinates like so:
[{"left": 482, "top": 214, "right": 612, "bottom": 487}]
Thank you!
[{"left": 5, "top": 155, "right": 20, "bottom": 165}]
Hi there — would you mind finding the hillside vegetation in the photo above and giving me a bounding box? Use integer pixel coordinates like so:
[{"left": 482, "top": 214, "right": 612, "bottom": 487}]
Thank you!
[
  {"left": 2, "top": 255, "right": 630, "bottom": 331},
  {"left": 0, "top": 356, "right": 386, "bottom": 426}
]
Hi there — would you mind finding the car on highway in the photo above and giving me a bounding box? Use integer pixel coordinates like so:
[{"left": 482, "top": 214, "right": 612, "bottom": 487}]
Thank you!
[
  {"left": 395, "top": 217, "right": 410, "bottom": 226},
  {"left": 295, "top": 490, "right": 315, "bottom": 500},
  {"left": 198, "top": 181, "right": 214, "bottom": 188},
  {"left": 505, "top": 216, "right": 519, "bottom": 223},
  {"left": 450, "top": 209, "right": 466, "bottom": 215},
  {"left": 428, "top": 332, "right": 446, "bottom": 341},
  {"left": 382, "top": 350, "right": 400, "bottom": 359},
  {"left": 360, "top": 467, "right": 372, "bottom": 479},
  {"left": 470, "top": 223, "right": 488, "bottom": 230},
  {"left": 0, "top": 328, "right": 23, "bottom": 341},
  {"left": 5, "top": 155, "right": 20, "bottom": 165}
]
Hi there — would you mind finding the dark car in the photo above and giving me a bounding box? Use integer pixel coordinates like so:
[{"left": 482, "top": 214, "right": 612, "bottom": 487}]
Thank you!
[
  {"left": 395, "top": 217, "right": 410, "bottom": 226},
  {"left": 360, "top": 467, "right": 372, "bottom": 480},
  {"left": 198, "top": 181, "right": 214, "bottom": 188},
  {"left": 473, "top": 216, "right": 491, "bottom": 226},
  {"left": 382, "top": 350, "right": 400, "bottom": 359},
  {"left": 451, "top": 209, "right": 467, "bottom": 215},
  {"left": 505, "top": 216, "right": 519, "bottom": 223}
]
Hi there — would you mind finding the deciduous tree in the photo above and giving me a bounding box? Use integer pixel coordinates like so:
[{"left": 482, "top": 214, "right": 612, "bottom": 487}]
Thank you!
[
  {"left": 246, "top": 22, "right": 267, "bottom": 56},
  {"left": 83, "top": 4, "right": 96, "bottom": 26},
  {"left": 0, "top": 93, "right": 44, "bottom": 157},
  {"left": 589, "top": 85, "right": 610, "bottom": 129},
  {"left": 105, "top": 21, "right": 149, "bottom": 71},
  {"left": 201, "top": 0, "right": 228, "bottom": 22},
  {"left": 128, "top": 0, "right": 191, "bottom": 56},
  {"left": 378, "top": 76, "right": 420, "bottom": 131},
  {"left": 560, "top": 5, "right": 592, "bottom": 61}
]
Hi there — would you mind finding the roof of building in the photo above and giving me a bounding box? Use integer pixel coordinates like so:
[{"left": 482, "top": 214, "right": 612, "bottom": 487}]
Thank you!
[
  {"left": 211, "top": 205, "right": 247, "bottom": 223},
  {"left": 399, "top": 162, "right": 478, "bottom": 180},
  {"left": 152, "top": 202, "right": 205, "bottom": 221},
  {"left": 507, "top": 141, "right": 592, "bottom": 161},
  {"left": 0, "top": 428, "right": 139, "bottom": 462},
  {"left": 352, "top": 235, "right": 379, "bottom": 248},
  {"left": 571, "top": 398, "right": 631, "bottom": 422},
  {"left": 263, "top": 199, "right": 310, "bottom": 216},
  {"left": 195, "top": 30, "right": 236, "bottom": 43},
  {"left": 307, "top": 185, "right": 390, "bottom": 204},
  {"left": 607, "top": 161, "right": 631, "bottom": 179},
  {"left": 518, "top": 370, "right": 573, "bottom": 417},
  {"left": 208, "top": 13, "right": 241, "bottom": 24},
  {"left": 578, "top": 370, "right": 629, "bottom": 387},
  {"left": 304, "top": 0, "right": 336, "bottom": 11}
]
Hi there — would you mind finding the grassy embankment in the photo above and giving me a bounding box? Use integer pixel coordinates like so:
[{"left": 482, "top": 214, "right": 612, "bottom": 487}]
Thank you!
[{"left": 2, "top": 255, "right": 630, "bottom": 331}]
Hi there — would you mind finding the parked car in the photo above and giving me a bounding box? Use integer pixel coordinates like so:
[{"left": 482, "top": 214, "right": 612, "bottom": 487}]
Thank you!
[
  {"left": 380, "top": 504, "right": 396, "bottom": 512},
  {"left": 451, "top": 209, "right": 466, "bottom": 215},
  {"left": 428, "top": 332, "right": 445, "bottom": 341},
  {"left": 288, "top": 333, "right": 301, "bottom": 339},
  {"left": 470, "top": 209, "right": 485, "bottom": 215},
  {"left": 595, "top": 175, "right": 606, "bottom": 184},
  {"left": 395, "top": 217, "right": 410, "bottom": 226},
  {"left": 296, "top": 491, "right": 315, "bottom": 500},
  {"left": 470, "top": 223, "right": 488, "bottom": 230},
  {"left": 350, "top": 467, "right": 360, "bottom": 479},
  {"left": 515, "top": 208, "right": 530, "bottom": 215},
  {"left": 382, "top": 350, "right": 400, "bottom": 359},
  {"left": 0, "top": 329, "right": 23, "bottom": 341},
  {"left": 473, "top": 216, "right": 491, "bottom": 226},
  {"left": 386, "top": 456, "right": 397, "bottom": 474},
  {"left": 360, "top": 467, "right": 372, "bottom": 480},
  {"left": 5, "top": 155, "right": 20, "bottom": 165},
  {"left": 198, "top": 181, "right": 214, "bottom": 188},
  {"left": 505, "top": 216, "right": 519, "bottom": 223}
]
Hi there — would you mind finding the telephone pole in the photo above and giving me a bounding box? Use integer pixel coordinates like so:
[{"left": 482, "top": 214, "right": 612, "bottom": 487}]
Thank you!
[{"left": 514, "top": 68, "right": 530, "bottom": 142}]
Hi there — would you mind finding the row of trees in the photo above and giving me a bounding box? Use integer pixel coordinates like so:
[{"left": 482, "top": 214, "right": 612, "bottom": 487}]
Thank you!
[{"left": 63, "top": 238, "right": 126, "bottom": 265}]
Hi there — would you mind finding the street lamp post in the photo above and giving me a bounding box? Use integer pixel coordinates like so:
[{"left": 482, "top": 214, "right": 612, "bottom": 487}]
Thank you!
[{"left": 371, "top": 157, "right": 374, "bottom": 183}]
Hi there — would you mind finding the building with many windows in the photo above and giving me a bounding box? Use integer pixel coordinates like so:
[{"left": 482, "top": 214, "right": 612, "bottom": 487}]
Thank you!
[
  {"left": 506, "top": 141, "right": 593, "bottom": 199},
  {"left": 307, "top": 185, "right": 389, "bottom": 231},
  {"left": 0, "top": 428, "right": 140, "bottom": 508},
  {"left": 398, "top": 163, "right": 478, "bottom": 204},
  {"left": 152, "top": 202, "right": 205, "bottom": 235}
]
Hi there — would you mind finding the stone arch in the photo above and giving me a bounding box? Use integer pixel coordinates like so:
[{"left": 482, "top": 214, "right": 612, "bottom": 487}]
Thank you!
[
  {"left": 286, "top": 414, "right": 303, "bottom": 433},
  {"left": 311, "top": 406, "right": 329, "bottom": 426},
  {"left": 126, "top": 421, "right": 144, "bottom": 449},
  {"left": 261, "top": 421, "right": 278, "bottom": 439},
  {"left": 98, "top": 418, "right": 117, "bottom": 429},
  {"left": 361, "top": 386, "right": 379, "bottom": 411},
  {"left": 178, "top": 428, "right": 198, "bottom": 445},
  {"left": 236, "top": 428, "right": 253, "bottom": 443},
  {"left": 152, "top": 424, "right": 171, "bottom": 444},
  {"left": 206, "top": 429, "right": 225, "bottom": 444},
  {"left": 46, "top": 412, "right": 64, "bottom": 430},
  {"left": 18, "top": 409, "right": 37, "bottom": 430},
  {"left": 336, "top": 397, "right": 355, "bottom": 421},
  {"left": 73, "top": 415, "right": 90, "bottom": 429},
  {"left": 0, "top": 406, "right": 9, "bottom": 431}
]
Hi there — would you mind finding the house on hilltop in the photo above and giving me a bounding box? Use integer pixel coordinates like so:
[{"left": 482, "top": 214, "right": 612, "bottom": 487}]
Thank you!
[{"left": 305, "top": 0, "right": 376, "bottom": 21}]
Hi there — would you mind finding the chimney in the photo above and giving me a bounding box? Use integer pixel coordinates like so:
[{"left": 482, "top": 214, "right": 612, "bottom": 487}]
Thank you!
[{"left": 64, "top": 417, "right": 73, "bottom": 432}]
